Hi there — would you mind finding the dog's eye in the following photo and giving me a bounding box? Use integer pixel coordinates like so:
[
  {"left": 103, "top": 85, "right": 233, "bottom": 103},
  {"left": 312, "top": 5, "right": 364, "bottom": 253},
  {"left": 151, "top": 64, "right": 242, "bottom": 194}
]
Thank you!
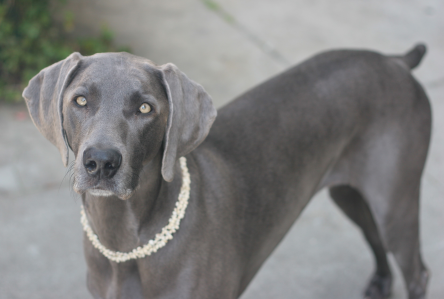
[
  {"left": 76, "top": 96, "right": 87, "bottom": 106},
  {"left": 139, "top": 103, "right": 152, "bottom": 114}
]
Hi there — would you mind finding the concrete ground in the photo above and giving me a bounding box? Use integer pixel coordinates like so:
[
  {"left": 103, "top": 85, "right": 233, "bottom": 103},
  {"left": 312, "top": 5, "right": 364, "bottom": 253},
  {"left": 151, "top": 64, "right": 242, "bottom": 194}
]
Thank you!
[{"left": 0, "top": 0, "right": 443, "bottom": 298}]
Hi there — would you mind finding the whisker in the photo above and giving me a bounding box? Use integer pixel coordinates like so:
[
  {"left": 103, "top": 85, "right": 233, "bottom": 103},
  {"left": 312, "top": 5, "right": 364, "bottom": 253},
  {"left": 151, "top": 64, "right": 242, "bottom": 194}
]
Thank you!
[{"left": 58, "top": 161, "right": 76, "bottom": 194}]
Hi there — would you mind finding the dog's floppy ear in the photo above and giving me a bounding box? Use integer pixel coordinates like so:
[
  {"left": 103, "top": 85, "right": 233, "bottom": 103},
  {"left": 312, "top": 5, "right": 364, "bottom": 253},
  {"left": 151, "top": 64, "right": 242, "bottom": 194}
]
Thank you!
[
  {"left": 22, "top": 52, "right": 82, "bottom": 167},
  {"left": 159, "top": 63, "right": 217, "bottom": 182}
]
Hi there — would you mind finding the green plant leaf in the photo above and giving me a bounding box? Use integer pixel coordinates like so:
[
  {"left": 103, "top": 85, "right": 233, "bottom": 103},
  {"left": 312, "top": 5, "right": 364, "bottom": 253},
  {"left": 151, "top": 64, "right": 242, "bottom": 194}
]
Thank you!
[{"left": 0, "top": 0, "right": 130, "bottom": 103}]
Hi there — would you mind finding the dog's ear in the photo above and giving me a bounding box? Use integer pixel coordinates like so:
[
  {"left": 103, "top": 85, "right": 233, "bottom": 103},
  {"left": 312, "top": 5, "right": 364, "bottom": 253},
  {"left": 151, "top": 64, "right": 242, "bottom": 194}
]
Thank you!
[
  {"left": 159, "top": 63, "right": 217, "bottom": 182},
  {"left": 22, "top": 52, "right": 82, "bottom": 167}
]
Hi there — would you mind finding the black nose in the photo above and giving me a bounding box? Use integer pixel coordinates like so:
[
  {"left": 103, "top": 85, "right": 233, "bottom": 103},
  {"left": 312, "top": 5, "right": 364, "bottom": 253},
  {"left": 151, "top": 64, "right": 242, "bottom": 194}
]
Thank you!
[{"left": 83, "top": 147, "right": 122, "bottom": 179}]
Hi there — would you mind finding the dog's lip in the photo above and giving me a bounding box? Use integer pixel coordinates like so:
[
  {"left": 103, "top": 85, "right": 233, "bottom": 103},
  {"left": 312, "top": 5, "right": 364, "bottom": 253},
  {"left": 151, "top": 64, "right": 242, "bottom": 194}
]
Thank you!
[
  {"left": 91, "top": 186, "right": 105, "bottom": 190},
  {"left": 87, "top": 182, "right": 115, "bottom": 195},
  {"left": 73, "top": 178, "right": 134, "bottom": 200},
  {"left": 88, "top": 188, "right": 115, "bottom": 197}
]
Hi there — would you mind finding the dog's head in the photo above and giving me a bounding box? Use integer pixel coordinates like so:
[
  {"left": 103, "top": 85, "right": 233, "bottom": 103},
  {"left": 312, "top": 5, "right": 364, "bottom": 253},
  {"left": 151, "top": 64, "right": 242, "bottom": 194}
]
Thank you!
[{"left": 23, "top": 52, "right": 216, "bottom": 200}]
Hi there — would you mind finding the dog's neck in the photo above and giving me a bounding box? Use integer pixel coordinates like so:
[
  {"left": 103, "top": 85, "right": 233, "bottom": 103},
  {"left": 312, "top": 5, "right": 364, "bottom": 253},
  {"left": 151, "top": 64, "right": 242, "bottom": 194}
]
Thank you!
[{"left": 81, "top": 152, "right": 183, "bottom": 253}]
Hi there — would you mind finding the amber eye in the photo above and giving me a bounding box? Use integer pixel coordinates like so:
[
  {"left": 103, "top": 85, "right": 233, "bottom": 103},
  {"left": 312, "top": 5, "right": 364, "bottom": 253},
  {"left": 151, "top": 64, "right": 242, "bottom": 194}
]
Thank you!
[
  {"left": 76, "top": 96, "right": 87, "bottom": 106},
  {"left": 139, "top": 103, "right": 151, "bottom": 114}
]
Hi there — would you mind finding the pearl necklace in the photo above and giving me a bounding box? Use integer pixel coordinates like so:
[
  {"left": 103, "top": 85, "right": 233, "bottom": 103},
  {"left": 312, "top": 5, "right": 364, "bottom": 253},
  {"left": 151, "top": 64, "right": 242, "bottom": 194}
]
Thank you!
[{"left": 80, "top": 157, "right": 190, "bottom": 263}]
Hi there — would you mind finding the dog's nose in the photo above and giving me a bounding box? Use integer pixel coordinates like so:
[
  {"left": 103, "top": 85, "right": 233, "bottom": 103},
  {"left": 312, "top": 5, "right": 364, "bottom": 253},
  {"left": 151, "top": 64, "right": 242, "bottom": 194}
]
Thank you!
[{"left": 83, "top": 147, "right": 122, "bottom": 179}]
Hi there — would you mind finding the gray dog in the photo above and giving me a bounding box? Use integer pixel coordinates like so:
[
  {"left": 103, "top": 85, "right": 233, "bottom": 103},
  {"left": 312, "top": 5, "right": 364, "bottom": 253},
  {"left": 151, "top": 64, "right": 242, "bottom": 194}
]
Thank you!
[{"left": 23, "top": 44, "right": 430, "bottom": 299}]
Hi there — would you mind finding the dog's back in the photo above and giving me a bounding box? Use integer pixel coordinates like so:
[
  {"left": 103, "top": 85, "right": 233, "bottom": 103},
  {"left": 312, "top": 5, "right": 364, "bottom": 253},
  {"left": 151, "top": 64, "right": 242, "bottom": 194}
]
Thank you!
[{"left": 204, "top": 44, "right": 430, "bottom": 196}]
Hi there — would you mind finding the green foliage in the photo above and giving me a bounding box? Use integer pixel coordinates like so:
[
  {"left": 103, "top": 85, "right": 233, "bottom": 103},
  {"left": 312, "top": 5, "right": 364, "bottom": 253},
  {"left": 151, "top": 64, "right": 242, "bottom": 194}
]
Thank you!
[{"left": 0, "top": 0, "right": 130, "bottom": 102}]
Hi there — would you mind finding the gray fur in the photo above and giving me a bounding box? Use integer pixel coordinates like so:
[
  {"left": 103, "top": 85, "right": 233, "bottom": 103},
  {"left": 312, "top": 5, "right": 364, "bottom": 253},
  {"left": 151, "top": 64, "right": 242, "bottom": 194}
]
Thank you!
[
  {"left": 23, "top": 44, "right": 431, "bottom": 299},
  {"left": 23, "top": 52, "right": 83, "bottom": 167},
  {"left": 160, "top": 63, "right": 217, "bottom": 182}
]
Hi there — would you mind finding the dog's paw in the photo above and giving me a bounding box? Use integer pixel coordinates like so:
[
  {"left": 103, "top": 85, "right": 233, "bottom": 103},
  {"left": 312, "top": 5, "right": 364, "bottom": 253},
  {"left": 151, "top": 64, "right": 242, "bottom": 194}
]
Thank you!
[
  {"left": 363, "top": 272, "right": 392, "bottom": 299},
  {"left": 407, "top": 269, "right": 429, "bottom": 299}
]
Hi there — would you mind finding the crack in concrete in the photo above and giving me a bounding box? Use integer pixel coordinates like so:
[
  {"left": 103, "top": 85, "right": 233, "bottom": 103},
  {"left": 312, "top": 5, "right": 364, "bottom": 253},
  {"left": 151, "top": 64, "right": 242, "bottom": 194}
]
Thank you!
[{"left": 201, "top": 0, "right": 291, "bottom": 67}]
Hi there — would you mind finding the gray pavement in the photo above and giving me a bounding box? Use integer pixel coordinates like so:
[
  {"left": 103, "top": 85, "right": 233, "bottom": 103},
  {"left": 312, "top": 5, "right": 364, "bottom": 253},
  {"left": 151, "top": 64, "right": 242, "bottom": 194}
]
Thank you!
[{"left": 1, "top": 0, "right": 443, "bottom": 298}]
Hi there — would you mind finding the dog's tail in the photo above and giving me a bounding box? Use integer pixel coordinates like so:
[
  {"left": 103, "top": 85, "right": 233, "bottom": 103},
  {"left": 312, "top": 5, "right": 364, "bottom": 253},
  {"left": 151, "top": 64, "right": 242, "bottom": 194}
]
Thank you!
[{"left": 396, "top": 43, "right": 427, "bottom": 70}]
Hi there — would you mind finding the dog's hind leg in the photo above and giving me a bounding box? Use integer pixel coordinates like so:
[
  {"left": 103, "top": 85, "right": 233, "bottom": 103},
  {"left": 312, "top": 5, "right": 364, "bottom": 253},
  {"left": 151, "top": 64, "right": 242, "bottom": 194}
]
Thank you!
[
  {"left": 380, "top": 187, "right": 429, "bottom": 299},
  {"left": 326, "top": 103, "right": 431, "bottom": 298},
  {"left": 361, "top": 178, "right": 429, "bottom": 299},
  {"left": 329, "top": 185, "right": 392, "bottom": 299},
  {"left": 335, "top": 129, "right": 431, "bottom": 298},
  {"left": 358, "top": 106, "right": 431, "bottom": 299},
  {"left": 333, "top": 141, "right": 430, "bottom": 299}
]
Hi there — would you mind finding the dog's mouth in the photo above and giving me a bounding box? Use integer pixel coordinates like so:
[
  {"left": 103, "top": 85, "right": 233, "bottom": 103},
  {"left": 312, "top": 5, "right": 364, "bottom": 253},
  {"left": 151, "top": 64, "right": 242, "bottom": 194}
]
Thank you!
[
  {"left": 73, "top": 178, "right": 135, "bottom": 200},
  {"left": 87, "top": 187, "right": 115, "bottom": 197}
]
